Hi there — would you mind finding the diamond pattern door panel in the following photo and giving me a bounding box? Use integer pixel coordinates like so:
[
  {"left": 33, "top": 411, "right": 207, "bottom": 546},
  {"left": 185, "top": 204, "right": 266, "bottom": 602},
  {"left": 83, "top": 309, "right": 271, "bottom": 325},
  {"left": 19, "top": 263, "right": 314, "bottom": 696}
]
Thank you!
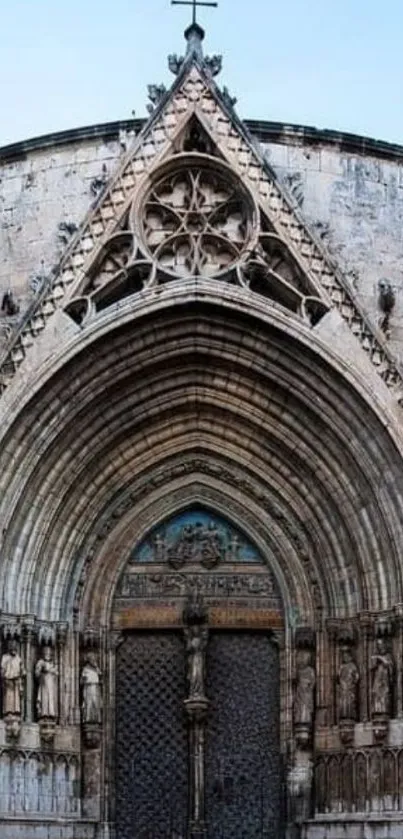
[
  {"left": 205, "top": 632, "right": 283, "bottom": 839},
  {"left": 115, "top": 632, "right": 188, "bottom": 839}
]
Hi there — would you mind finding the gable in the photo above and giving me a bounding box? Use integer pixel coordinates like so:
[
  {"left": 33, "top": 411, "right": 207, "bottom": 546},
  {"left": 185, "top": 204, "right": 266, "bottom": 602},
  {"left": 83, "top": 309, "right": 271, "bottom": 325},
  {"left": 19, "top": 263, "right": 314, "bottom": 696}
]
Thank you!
[{"left": 0, "top": 49, "right": 402, "bottom": 402}]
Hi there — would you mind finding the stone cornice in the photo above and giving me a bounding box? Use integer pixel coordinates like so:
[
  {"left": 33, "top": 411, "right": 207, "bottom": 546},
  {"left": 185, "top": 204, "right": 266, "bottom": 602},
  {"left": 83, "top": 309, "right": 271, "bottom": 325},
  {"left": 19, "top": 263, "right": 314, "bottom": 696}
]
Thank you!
[{"left": 2, "top": 118, "right": 403, "bottom": 165}]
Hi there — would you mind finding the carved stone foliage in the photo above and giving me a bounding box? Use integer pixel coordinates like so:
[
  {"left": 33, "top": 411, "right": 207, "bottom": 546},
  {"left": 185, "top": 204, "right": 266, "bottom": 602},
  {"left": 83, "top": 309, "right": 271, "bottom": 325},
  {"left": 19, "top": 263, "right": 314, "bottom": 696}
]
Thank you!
[
  {"left": 314, "top": 749, "right": 403, "bottom": 815},
  {"left": 0, "top": 749, "right": 79, "bottom": 815}
]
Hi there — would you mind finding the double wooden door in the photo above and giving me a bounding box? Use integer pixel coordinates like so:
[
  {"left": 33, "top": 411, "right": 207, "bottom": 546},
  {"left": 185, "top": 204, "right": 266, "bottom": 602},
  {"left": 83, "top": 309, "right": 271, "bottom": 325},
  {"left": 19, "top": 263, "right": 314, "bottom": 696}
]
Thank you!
[{"left": 115, "top": 630, "right": 283, "bottom": 839}]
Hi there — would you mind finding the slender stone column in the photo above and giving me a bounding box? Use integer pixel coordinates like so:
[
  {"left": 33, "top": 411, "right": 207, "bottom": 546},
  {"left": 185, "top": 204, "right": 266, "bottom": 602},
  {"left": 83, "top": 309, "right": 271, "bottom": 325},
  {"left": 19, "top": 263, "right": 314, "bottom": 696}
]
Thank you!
[
  {"left": 359, "top": 613, "right": 372, "bottom": 723},
  {"left": 185, "top": 696, "right": 209, "bottom": 839},
  {"left": 395, "top": 606, "right": 403, "bottom": 718},
  {"left": 57, "top": 623, "right": 68, "bottom": 725},
  {"left": 183, "top": 594, "right": 209, "bottom": 839},
  {"left": 23, "top": 619, "right": 35, "bottom": 723}
]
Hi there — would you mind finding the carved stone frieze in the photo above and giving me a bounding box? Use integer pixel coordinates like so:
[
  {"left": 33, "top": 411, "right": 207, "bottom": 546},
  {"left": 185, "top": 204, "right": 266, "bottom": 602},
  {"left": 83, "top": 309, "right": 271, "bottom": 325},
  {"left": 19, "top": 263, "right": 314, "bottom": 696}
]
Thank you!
[
  {"left": 116, "top": 570, "right": 279, "bottom": 606},
  {"left": 314, "top": 748, "right": 403, "bottom": 815},
  {"left": 0, "top": 748, "right": 79, "bottom": 815}
]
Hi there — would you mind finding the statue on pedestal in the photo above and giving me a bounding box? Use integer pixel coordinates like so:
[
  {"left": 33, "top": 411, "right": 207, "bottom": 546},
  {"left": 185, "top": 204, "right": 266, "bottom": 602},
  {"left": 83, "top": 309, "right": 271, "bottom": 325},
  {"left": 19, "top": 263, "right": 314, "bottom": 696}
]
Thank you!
[
  {"left": 294, "top": 650, "right": 315, "bottom": 749},
  {"left": 35, "top": 646, "right": 58, "bottom": 720},
  {"left": 35, "top": 645, "right": 58, "bottom": 742},
  {"left": 81, "top": 652, "right": 102, "bottom": 748},
  {"left": 1, "top": 639, "right": 25, "bottom": 739},
  {"left": 371, "top": 637, "right": 394, "bottom": 718},
  {"left": 338, "top": 647, "right": 359, "bottom": 721},
  {"left": 185, "top": 624, "right": 208, "bottom": 699}
]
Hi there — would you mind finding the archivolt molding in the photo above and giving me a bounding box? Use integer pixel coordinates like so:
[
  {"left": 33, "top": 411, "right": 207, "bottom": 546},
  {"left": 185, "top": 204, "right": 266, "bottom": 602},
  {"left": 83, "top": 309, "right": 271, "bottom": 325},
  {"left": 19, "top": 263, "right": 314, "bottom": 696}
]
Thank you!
[
  {"left": 0, "top": 300, "right": 402, "bottom": 625},
  {"left": 0, "top": 61, "right": 402, "bottom": 403},
  {"left": 78, "top": 475, "right": 314, "bottom": 629},
  {"left": 0, "top": 395, "right": 389, "bottom": 621}
]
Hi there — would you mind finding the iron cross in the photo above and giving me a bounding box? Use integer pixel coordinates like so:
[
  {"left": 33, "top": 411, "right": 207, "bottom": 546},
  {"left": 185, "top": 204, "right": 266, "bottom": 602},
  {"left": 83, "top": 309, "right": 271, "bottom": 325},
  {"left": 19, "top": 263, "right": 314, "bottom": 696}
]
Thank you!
[{"left": 171, "top": 0, "right": 218, "bottom": 26}]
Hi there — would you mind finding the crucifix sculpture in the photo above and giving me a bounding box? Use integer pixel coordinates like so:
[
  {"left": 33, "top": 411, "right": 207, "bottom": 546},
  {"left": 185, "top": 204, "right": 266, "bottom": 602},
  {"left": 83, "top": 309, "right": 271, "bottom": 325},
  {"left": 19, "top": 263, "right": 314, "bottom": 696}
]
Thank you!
[{"left": 171, "top": 0, "right": 218, "bottom": 27}]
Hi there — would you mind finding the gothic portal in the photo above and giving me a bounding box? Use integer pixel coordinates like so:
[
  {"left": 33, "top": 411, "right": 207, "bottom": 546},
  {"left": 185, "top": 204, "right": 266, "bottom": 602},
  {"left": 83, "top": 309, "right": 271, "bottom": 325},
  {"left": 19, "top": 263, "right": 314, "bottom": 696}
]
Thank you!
[
  {"left": 113, "top": 509, "right": 283, "bottom": 839},
  {"left": 2, "top": 15, "right": 403, "bottom": 839}
]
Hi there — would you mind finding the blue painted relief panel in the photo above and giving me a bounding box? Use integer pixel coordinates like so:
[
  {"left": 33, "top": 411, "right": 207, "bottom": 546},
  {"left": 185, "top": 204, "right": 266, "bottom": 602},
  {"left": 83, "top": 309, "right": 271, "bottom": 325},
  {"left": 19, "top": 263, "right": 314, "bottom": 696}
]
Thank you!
[{"left": 130, "top": 507, "right": 262, "bottom": 566}]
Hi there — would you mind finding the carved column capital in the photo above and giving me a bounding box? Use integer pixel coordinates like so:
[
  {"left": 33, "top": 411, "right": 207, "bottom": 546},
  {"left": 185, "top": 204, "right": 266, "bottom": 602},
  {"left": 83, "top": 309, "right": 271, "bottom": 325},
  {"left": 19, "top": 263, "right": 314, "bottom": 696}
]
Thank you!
[{"left": 295, "top": 626, "right": 316, "bottom": 650}]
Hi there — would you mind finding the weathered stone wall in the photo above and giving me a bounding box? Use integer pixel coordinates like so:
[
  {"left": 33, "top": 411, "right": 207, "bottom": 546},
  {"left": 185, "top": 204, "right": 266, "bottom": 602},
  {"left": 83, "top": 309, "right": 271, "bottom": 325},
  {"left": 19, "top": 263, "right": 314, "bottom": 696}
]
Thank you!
[
  {"left": 264, "top": 136, "right": 403, "bottom": 361},
  {"left": 0, "top": 126, "right": 137, "bottom": 350},
  {"left": 1, "top": 120, "right": 403, "bottom": 361}
]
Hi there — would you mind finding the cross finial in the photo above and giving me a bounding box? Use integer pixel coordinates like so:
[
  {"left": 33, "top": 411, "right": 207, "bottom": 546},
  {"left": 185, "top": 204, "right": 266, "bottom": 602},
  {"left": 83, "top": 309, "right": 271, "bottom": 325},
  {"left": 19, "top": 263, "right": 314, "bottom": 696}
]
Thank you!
[{"left": 171, "top": 0, "right": 218, "bottom": 27}]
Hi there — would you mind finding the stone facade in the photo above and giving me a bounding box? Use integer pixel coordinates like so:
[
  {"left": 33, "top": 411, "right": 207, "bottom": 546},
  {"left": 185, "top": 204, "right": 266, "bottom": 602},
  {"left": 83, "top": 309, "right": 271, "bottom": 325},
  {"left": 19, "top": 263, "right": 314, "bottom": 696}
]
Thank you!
[
  {"left": 1, "top": 24, "right": 403, "bottom": 839},
  {"left": 3, "top": 122, "right": 403, "bottom": 360}
]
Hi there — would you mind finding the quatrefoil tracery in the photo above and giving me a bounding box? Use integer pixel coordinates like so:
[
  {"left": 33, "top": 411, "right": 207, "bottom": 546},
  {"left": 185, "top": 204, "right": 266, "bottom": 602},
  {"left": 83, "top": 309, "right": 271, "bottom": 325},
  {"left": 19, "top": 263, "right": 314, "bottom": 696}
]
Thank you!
[
  {"left": 67, "top": 153, "right": 329, "bottom": 327},
  {"left": 139, "top": 156, "right": 256, "bottom": 278}
]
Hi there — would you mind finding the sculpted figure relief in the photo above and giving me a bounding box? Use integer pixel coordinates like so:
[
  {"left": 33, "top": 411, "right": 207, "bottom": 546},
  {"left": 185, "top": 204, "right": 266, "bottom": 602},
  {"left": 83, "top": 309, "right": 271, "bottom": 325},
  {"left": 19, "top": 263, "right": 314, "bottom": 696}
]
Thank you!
[
  {"left": 81, "top": 653, "right": 102, "bottom": 724},
  {"left": 185, "top": 625, "right": 208, "bottom": 699},
  {"left": 294, "top": 650, "right": 316, "bottom": 727},
  {"left": 35, "top": 646, "right": 58, "bottom": 720},
  {"left": 1, "top": 640, "right": 25, "bottom": 717},
  {"left": 371, "top": 638, "right": 394, "bottom": 718},
  {"left": 338, "top": 647, "right": 360, "bottom": 721}
]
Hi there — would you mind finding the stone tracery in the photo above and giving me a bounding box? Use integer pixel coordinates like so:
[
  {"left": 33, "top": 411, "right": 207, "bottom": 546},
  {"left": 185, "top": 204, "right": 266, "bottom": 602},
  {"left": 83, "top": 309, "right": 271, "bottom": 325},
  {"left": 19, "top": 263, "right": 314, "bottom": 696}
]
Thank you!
[{"left": 140, "top": 156, "right": 254, "bottom": 276}]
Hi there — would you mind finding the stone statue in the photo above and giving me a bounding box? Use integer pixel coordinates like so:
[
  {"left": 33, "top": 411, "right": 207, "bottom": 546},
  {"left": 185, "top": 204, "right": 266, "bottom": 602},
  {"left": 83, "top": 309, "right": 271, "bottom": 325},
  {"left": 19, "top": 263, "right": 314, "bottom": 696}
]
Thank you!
[
  {"left": 185, "top": 625, "right": 208, "bottom": 698},
  {"left": 1, "top": 640, "right": 25, "bottom": 717},
  {"left": 81, "top": 653, "right": 102, "bottom": 724},
  {"left": 200, "top": 522, "right": 223, "bottom": 568},
  {"left": 35, "top": 646, "right": 58, "bottom": 719},
  {"left": 294, "top": 650, "right": 316, "bottom": 728},
  {"left": 371, "top": 637, "right": 394, "bottom": 717},
  {"left": 338, "top": 647, "right": 360, "bottom": 721}
]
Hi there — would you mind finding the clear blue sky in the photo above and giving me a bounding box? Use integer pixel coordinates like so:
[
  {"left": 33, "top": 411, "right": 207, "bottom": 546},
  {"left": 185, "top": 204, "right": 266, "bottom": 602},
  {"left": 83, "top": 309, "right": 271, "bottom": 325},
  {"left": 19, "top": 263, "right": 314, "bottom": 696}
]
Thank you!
[{"left": 1, "top": 0, "right": 403, "bottom": 147}]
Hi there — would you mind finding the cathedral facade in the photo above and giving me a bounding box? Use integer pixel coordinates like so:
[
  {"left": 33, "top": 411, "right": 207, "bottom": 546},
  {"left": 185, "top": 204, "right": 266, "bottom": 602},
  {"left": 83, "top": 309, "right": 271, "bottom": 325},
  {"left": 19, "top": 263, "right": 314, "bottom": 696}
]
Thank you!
[{"left": 1, "top": 22, "right": 403, "bottom": 839}]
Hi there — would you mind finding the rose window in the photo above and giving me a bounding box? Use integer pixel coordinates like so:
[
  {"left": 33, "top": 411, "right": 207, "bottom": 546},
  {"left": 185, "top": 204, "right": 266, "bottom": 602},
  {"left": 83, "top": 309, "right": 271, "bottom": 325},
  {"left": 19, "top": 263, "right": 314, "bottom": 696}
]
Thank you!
[{"left": 138, "top": 155, "right": 256, "bottom": 278}]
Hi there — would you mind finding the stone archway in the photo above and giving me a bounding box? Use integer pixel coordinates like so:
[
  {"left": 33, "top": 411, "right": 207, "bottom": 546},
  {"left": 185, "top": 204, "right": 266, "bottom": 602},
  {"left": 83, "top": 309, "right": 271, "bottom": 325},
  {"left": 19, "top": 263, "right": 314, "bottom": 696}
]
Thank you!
[
  {"left": 1, "top": 294, "right": 403, "bottom": 837},
  {"left": 111, "top": 507, "right": 285, "bottom": 839}
]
